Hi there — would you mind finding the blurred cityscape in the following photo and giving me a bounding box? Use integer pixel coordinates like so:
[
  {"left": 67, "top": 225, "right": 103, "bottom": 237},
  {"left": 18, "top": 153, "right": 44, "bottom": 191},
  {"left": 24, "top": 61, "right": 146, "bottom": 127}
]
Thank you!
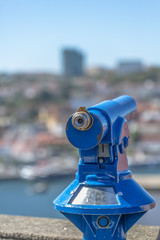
[{"left": 0, "top": 48, "right": 160, "bottom": 180}]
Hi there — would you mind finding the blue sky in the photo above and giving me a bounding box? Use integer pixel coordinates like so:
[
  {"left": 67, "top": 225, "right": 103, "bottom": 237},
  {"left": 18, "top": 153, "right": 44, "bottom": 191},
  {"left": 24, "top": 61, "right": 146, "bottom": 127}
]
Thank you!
[{"left": 0, "top": 0, "right": 160, "bottom": 73}]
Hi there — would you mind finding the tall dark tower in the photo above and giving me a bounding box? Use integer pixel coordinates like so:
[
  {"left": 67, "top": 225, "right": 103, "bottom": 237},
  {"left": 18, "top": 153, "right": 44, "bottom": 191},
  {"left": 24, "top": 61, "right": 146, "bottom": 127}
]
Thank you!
[{"left": 62, "top": 49, "right": 84, "bottom": 77}]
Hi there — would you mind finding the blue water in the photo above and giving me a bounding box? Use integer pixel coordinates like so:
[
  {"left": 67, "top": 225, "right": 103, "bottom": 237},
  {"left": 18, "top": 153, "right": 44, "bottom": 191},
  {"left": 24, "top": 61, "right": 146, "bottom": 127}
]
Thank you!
[
  {"left": 0, "top": 176, "right": 74, "bottom": 219},
  {"left": 0, "top": 176, "right": 159, "bottom": 226}
]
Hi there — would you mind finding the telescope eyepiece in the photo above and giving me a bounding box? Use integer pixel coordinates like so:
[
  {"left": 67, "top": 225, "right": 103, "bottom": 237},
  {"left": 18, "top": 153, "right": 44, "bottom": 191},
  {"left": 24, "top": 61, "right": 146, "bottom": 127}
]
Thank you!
[{"left": 72, "top": 108, "right": 93, "bottom": 131}]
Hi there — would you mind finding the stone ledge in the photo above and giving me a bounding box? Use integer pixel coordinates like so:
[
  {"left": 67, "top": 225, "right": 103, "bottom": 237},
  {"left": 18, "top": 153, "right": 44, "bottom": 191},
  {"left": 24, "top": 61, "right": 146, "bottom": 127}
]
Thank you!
[{"left": 0, "top": 215, "right": 159, "bottom": 240}]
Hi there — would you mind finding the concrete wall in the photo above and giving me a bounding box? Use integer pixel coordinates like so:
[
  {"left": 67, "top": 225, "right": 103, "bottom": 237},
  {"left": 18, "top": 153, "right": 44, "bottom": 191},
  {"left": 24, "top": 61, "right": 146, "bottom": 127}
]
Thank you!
[{"left": 0, "top": 215, "right": 159, "bottom": 240}]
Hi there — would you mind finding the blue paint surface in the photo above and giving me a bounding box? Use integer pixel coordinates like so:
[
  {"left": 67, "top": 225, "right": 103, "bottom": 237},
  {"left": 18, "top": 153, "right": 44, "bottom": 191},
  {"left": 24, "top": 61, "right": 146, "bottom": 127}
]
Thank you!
[{"left": 54, "top": 96, "right": 156, "bottom": 240}]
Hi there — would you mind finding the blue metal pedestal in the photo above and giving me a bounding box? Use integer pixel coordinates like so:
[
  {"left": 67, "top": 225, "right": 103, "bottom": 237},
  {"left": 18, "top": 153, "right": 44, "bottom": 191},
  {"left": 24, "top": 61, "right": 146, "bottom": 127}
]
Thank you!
[{"left": 53, "top": 96, "right": 155, "bottom": 240}]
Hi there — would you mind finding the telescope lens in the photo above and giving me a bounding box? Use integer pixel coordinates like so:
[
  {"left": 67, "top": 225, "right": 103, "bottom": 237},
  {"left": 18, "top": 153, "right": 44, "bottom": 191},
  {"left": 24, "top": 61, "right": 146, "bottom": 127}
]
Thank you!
[
  {"left": 74, "top": 116, "right": 85, "bottom": 127},
  {"left": 72, "top": 112, "right": 92, "bottom": 130},
  {"left": 77, "top": 118, "right": 83, "bottom": 124}
]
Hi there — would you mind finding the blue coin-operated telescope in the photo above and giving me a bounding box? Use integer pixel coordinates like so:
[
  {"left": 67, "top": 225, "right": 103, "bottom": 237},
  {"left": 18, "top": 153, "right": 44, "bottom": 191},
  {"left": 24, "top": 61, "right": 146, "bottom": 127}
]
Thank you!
[{"left": 53, "top": 95, "right": 155, "bottom": 240}]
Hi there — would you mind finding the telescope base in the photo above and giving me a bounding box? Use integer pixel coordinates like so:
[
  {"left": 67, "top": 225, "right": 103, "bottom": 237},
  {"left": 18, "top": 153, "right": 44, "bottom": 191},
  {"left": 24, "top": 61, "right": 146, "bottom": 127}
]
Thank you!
[
  {"left": 62, "top": 211, "right": 147, "bottom": 240},
  {"left": 82, "top": 223, "right": 126, "bottom": 240},
  {"left": 83, "top": 237, "right": 126, "bottom": 240}
]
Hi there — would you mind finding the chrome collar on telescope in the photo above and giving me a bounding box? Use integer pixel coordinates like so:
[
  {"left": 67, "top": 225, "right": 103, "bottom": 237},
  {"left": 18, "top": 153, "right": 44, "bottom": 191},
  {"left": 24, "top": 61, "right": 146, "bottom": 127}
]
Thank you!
[{"left": 71, "top": 107, "right": 93, "bottom": 131}]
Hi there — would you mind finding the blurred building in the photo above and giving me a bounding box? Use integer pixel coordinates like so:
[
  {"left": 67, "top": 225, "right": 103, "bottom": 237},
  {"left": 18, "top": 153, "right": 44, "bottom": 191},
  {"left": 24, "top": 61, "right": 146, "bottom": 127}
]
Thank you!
[
  {"left": 116, "top": 60, "right": 144, "bottom": 75},
  {"left": 62, "top": 49, "right": 84, "bottom": 77}
]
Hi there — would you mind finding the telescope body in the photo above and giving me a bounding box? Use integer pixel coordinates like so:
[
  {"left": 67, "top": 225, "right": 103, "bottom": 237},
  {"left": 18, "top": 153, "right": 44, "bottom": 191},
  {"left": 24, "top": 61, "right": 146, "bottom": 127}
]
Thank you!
[{"left": 53, "top": 95, "right": 155, "bottom": 240}]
